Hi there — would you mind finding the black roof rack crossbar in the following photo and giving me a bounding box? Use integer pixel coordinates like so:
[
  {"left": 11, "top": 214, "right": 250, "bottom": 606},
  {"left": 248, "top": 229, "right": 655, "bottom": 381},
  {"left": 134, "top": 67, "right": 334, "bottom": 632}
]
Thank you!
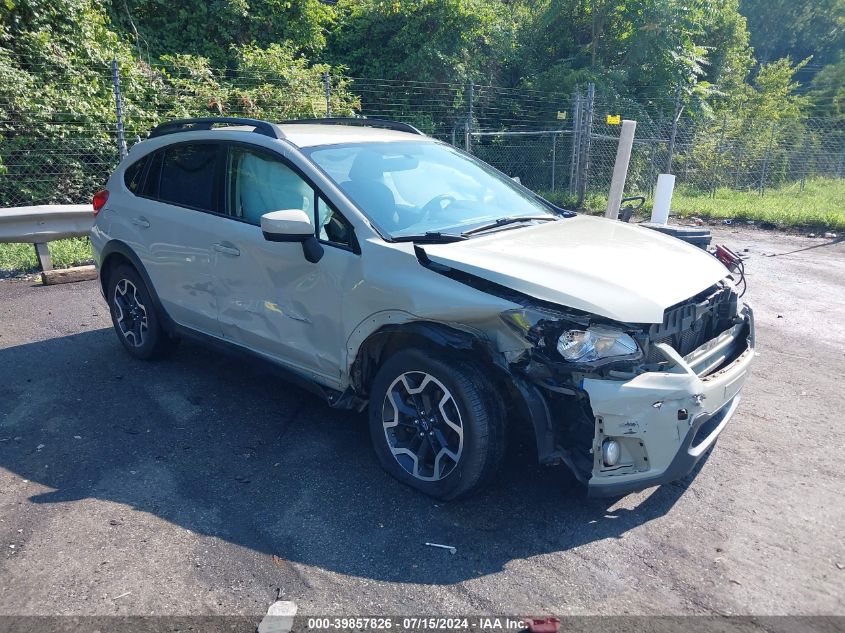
[
  {"left": 279, "top": 117, "right": 424, "bottom": 136},
  {"left": 149, "top": 117, "right": 285, "bottom": 140}
]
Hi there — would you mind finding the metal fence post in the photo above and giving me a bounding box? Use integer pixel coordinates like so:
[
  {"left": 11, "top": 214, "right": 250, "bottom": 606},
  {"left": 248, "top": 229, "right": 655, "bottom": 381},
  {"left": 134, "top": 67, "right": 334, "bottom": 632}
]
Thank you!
[
  {"left": 550, "top": 132, "right": 557, "bottom": 191},
  {"left": 800, "top": 134, "right": 810, "bottom": 192},
  {"left": 734, "top": 147, "right": 744, "bottom": 190},
  {"left": 569, "top": 91, "right": 582, "bottom": 195},
  {"left": 34, "top": 242, "right": 52, "bottom": 272},
  {"left": 759, "top": 123, "right": 776, "bottom": 196},
  {"left": 665, "top": 84, "right": 682, "bottom": 174},
  {"left": 710, "top": 117, "right": 727, "bottom": 198},
  {"left": 576, "top": 82, "right": 595, "bottom": 206},
  {"left": 323, "top": 71, "right": 332, "bottom": 118},
  {"left": 111, "top": 58, "right": 127, "bottom": 160},
  {"left": 465, "top": 82, "right": 474, "bottom": 152}
]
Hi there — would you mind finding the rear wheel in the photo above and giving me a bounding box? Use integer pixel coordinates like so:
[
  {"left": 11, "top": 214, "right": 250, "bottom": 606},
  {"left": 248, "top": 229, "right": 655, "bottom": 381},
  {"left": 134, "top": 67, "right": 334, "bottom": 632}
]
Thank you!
[
  {"left": 368, "top": 348, "right": 505, "bottom": 500},
  {"left": 107, "top": 264, "right": 177, "bottom": 360}
]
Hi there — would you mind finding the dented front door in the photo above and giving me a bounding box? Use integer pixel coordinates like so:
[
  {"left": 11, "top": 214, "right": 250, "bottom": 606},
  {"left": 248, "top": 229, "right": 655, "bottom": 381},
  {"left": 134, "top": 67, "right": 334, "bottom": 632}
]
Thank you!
[{"left": 212, "top": 218, "right": 355, "bottom": 387}]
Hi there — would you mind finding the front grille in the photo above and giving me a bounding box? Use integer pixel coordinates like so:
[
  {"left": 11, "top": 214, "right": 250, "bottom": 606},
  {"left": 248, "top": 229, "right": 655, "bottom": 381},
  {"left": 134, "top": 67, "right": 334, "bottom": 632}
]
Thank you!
[{"left": 645, "top": 284, "right": 738, "bottom": 364}]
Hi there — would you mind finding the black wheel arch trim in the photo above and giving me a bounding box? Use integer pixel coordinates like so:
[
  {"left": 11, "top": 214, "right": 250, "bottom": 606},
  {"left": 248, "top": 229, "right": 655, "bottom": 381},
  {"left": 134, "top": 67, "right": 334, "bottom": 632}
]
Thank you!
[
  {"left": 351, "top": 321, "right": 488, "bottom": 394},
  {"left": 352, "top": 320, "right": 564, "bottom": 465}
]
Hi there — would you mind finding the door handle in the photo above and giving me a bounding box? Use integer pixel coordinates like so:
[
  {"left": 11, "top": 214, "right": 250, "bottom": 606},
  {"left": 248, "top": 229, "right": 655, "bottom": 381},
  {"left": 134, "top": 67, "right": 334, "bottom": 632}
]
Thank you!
[
  {"left": 131, "top": 216, "right": 150, "bottom": 229},
  {"left": 214, "top": 243, "right": 240, "bottom": 257}
]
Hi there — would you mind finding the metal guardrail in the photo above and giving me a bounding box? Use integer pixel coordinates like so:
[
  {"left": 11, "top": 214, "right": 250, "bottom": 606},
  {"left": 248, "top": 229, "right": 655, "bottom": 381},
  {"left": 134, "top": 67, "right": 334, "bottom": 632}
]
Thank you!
[{"left": 0, "top": 204, "right": 93, "bottom": 272}]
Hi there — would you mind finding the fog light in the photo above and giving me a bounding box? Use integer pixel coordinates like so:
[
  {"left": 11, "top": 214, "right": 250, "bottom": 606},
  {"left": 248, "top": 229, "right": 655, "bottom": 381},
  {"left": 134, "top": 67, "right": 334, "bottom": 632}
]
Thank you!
[{"left": 601, "top": 438, "right": 621, "bottom": 466}]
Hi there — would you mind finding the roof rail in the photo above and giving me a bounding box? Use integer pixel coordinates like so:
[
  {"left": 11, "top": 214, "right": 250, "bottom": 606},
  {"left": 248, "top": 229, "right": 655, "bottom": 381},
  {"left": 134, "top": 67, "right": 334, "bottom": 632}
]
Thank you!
[
  {"left": 280, "top": 117, "right": 424, "bottom": 136},
  {"left": 148, "top": 117, "right": 285, "bottom": 140}
]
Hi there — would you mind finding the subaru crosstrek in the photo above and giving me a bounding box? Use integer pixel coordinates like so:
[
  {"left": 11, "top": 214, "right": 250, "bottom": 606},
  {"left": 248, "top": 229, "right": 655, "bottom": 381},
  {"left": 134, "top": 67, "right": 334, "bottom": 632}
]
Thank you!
[{"left": 90, "top": 117, "right": 755, "bottom": 500}]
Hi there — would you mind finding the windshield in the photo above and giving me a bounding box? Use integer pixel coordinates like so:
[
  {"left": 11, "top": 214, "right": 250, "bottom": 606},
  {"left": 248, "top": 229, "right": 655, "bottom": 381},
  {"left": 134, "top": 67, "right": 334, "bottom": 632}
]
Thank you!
[{"left": 303, "top": 141, "right": 556, "bottom": 238}]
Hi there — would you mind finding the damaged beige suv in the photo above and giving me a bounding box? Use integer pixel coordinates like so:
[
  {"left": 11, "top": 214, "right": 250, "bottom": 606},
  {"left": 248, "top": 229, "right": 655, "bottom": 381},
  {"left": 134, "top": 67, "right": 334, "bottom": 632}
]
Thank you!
[{"left": 90, "top": 117, "right": 755, "bottom": 500}]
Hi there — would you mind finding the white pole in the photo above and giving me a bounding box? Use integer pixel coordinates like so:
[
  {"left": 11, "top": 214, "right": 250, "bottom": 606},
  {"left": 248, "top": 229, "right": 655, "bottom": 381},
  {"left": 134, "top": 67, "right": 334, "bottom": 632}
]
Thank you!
[
  {"left": 605, "top": 119, "right": 637, "bottom": 219},
  {"left": 651, "top": 173, "right": 676, "bottom": 224}
]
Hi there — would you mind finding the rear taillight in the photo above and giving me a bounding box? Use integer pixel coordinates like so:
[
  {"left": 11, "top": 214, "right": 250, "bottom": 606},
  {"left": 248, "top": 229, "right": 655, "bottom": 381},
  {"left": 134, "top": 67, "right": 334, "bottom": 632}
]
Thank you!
[{"left": 92, "top": 189, "right": 109, "bottom": 215}]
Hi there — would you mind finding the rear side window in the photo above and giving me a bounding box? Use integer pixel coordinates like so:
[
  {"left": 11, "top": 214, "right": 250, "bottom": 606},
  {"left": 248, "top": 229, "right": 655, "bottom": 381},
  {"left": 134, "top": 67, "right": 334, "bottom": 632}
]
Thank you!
[
  {"left": 123, "top": 155, "right": 148, "bottom": 194},
  {"left": 157, "top": 143, "right": 220, "bottom": 211}
]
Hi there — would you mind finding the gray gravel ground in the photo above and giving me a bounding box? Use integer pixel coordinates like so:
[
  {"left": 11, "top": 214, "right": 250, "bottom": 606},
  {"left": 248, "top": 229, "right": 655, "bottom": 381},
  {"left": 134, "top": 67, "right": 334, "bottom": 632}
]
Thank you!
[{"left": 0, "top": 227, "right": 843, "bottom": 619}]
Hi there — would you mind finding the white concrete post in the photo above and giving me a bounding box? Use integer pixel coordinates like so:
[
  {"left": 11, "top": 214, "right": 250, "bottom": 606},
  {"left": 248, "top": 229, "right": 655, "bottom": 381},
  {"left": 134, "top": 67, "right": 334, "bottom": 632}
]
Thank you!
[
  {"left": 651, "top": 173, "right": 676, "bottom": 224},
  {"left": 605, "top": 119, "right": 637, "bottom": 219}
]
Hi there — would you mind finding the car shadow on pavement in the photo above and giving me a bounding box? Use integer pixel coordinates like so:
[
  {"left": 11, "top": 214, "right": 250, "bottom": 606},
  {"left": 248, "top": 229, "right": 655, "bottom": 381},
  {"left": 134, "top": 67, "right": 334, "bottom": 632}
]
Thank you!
[{"left": 0, "top": 328, "right": 700, "bottom": 586}]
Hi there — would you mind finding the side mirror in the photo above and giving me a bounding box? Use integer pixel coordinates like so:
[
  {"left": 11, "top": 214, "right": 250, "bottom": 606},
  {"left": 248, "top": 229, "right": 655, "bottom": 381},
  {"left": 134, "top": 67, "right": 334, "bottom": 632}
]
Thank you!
[{"left": 261, "top": 209, "right": 324, "bottom": 263}]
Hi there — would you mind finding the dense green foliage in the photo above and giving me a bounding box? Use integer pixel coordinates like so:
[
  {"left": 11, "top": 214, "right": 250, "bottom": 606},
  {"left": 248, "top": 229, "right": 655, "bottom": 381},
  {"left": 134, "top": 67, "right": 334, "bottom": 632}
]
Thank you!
[
  {"left": 109, "top": 0, "right": 334, "bottom": 67},
  {"left": 3, "top": 0, "right": 839, "bottom": 119},
  {"left": 740, "top": 0, "right": 844, "bottom": 67},
  {"left": 0, "top": 0, "right": 841, "bottom": 217},
  {"left": 0, "top": 0, "right": 359, "bottom": 205}
]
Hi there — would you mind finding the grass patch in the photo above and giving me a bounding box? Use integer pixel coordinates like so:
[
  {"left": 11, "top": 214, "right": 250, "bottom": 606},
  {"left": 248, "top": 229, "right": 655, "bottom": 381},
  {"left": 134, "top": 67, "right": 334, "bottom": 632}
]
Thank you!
[
  {"left": 540, "top": 177, "right": 845, "bottom": 230},
  {"left": 671, "top": 179, "right": 845, "bottom": 230},
  {"left": 0, "top": 237, "right": 93, "bottom": 275}
]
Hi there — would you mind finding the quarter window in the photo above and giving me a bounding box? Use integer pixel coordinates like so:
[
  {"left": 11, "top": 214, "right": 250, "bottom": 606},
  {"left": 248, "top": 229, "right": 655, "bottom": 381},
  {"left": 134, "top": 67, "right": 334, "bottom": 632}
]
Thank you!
[
  {"left": 123, "top": 155, "right": 148, "bottom": 194},
  {"left": 158, "top": 143, "right": 220, "bottom": 211},
  {"left": 317, "top": 197, "right": 354, "bottom": 248},
  {"left": 226, "top": 146, "right": 314, "bottom": 226},
  {"left": 140, "top": 150, "right": 163, "bottom": 198}
]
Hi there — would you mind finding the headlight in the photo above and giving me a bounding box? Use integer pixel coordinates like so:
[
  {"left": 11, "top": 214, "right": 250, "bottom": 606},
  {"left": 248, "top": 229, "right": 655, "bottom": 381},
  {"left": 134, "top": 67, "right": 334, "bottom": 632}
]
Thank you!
[
  {"left": 557, "top": 325, "right": 638, "bottom": 362},
  {"left": 501, "top": 307, "right": 579, "bottom": 342}
]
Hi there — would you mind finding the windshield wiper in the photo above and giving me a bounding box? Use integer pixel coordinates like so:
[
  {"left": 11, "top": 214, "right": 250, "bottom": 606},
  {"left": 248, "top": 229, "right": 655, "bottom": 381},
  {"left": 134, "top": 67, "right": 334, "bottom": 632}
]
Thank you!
[
  {"left": 390, "top": 231, "right": 467, "bottom": 244},
  {"left": 461, "top": 215, "right": 557, "bottom": 237}
]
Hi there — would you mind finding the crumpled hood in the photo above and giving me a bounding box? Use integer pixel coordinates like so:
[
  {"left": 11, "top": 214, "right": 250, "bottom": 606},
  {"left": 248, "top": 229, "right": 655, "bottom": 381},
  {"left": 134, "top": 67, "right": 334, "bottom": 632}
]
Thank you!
[{"left": 421, "top": 214, "right": 729, "bottom": 323}]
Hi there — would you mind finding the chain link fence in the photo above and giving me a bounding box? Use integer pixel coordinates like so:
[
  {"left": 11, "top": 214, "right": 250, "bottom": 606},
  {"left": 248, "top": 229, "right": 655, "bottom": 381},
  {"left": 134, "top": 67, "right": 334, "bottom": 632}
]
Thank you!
[{"left": 1, "top": 60, "right": 843, "bottom": 209}]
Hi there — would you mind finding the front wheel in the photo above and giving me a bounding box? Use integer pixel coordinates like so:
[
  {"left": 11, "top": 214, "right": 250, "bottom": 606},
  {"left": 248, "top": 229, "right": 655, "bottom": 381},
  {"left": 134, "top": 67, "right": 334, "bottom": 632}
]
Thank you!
[{"left": 368, "top": 348, "right": 506, "bottom": 500}]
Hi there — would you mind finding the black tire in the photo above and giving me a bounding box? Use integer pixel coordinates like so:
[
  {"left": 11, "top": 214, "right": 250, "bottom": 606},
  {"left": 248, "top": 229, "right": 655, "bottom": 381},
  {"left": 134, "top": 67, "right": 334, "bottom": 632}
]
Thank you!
[
  {"left": 106, "top": 264, "right": 178, "bottom": 360},
  {"left": 368, "top": 348, "right": 506, "bottom": 500}
]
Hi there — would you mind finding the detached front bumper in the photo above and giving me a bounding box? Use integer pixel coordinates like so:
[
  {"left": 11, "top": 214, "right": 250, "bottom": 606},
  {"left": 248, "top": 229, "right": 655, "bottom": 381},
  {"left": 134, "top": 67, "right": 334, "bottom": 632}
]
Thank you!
[{"left": 582, "top": 305, "right": 755, "bottom": 497}]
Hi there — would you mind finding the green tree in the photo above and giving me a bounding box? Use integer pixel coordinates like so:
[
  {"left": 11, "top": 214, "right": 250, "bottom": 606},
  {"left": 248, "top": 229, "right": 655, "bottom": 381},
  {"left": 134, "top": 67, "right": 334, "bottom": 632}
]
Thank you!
[
  {"left": 687, "top": 58, "right": 812, "bottom": 190},
  {"left": 0, "top": 0, "right": 355, "bottom": 206},
  {"left": 809, "top": 53, "right": 845, "bottom": 121},
  {"left": 0, "top": 0, "right": 143, "bottom": 204},
  {"left": 740, "top": 0, "right": 844, "bottom": 68},
  {"left": 109, "top": 0, "right": 334, "bottom": 67},
  {"left": 519, "top": 0, "right": 752, "bottom": 117},
  {"left": 327, "top": 0, "right": 521, "bottom": 84},
  {"left": 154, "top": 44, "right": 359, "bottom": 122}
]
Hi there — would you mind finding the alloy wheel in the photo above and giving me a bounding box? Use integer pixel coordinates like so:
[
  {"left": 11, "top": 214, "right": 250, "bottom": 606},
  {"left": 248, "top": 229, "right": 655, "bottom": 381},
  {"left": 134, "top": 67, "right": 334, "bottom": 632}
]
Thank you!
[
  {"left": 113, "top": 278, "right": 148, "bottom": 348},
  {"left": 382, "top": 371, "right": 464, "bottom": 481}
]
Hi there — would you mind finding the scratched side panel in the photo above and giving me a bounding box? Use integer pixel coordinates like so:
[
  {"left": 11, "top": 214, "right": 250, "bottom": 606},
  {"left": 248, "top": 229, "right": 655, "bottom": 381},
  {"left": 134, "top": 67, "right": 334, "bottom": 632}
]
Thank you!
[{"left": 214, "top": 219, "right": 359, "bottom": 387}]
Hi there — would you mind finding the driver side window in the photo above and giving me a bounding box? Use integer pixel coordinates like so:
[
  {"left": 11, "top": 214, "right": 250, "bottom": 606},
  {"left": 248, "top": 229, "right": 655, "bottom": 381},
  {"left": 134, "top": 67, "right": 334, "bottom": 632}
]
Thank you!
[{"left": 226, "top": 146, "right": 314, "bottom": 226}]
